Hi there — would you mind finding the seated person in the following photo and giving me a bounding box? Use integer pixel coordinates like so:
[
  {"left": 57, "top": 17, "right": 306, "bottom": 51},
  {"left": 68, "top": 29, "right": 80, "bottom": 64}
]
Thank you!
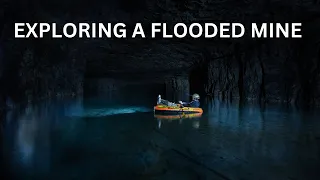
[
  {"left": 157, "top": 95, "right": 178, "bottom": 107},
  {"left": 179, "top": 93, "right": 200, "bottom": 107},
  {"left": 157, "top": 93, "right": 200, "bottom": 108}
]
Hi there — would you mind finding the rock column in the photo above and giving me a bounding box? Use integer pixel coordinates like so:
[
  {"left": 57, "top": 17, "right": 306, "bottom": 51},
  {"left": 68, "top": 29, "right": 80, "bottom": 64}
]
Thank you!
[{"left": 165, "top": 75, "right": 190, "bottom": 102}]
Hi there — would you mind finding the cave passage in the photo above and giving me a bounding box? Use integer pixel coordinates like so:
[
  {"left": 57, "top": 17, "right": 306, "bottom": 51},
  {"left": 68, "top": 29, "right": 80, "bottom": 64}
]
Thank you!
[
  {"left": 83, "top": 70, "right": 195, "bottom": 106},
  {"left": 83, "top": 78, "right": 166, "bottom": 106},
  {"left": 1, "top": 1, "right": 320, "bottom": 179}
]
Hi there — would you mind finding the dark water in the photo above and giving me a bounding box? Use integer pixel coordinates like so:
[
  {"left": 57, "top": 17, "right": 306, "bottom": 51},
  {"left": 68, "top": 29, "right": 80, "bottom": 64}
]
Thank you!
[{"left": 1, "top": 97, "right": 320, "bottom": 180}]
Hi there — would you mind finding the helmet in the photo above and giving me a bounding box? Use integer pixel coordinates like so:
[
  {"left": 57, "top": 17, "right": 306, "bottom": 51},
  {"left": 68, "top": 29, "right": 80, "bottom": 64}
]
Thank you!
[{"left": 192, "top": 93, "right": 200, "bottom": 100}]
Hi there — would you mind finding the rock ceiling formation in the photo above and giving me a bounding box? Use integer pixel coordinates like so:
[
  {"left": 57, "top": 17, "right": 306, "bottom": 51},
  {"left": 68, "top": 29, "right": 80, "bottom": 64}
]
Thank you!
[{"left": 2, "top": 0, "right": 319, "bottom": 75}]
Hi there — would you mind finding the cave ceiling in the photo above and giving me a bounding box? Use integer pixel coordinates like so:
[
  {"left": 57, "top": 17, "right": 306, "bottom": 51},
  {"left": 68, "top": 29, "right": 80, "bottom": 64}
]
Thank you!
[{"left": 2, "top": 0, "right": 320, "bottom": 75}]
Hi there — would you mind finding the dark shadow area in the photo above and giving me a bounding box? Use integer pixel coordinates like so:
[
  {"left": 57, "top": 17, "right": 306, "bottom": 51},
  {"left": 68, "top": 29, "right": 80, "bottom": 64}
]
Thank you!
[
  {"left": 189, "top": 62, "right": 208, "bottom": 97},
  {"left": 83, "top": 75, "right": 166, "bottom": 106},
  {"left": 1, "top": 0, "right": 320, "bottom": 179}
]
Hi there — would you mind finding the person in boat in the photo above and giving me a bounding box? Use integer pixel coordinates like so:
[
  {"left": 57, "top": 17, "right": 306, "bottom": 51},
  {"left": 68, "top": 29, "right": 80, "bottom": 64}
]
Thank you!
[
  {"left": 178, "top": 93, "right": 200, "bottom": 108},
  {"left": 157, "top": 93, "right": 200, "bottom": 108},
  {"left": 157, "top": 95, "right": 177, "bottom": 107}
]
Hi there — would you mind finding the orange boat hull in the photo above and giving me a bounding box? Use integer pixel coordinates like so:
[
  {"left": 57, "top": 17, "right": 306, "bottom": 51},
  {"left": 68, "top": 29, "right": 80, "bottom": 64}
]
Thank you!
[
  {"left": 154, "top": 113, "right": 202, "bottom": 120},
  {"left": 154, "top": 105, "right": 203, "bottom": 114}
]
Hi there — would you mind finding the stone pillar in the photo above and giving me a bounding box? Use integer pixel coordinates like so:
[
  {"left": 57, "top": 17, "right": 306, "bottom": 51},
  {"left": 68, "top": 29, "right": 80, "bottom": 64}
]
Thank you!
[{"left": 165, "top": 75, "right": 190, "bottom": 102}]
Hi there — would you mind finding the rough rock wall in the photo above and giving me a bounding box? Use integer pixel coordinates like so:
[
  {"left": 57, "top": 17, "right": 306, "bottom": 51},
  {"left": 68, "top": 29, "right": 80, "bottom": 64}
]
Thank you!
[
  {"left": 18, "top": 45, "right": 85, "bottom": 102},
  {"left": 84, "top": 78, "right": 118, "bottom": 98},
  {"left": 0, "top": 0, "right": 86, "bottom": 108},
  {"left": 205, "top": 39, "right": 320, "bottom": 106},
  {"left": 1, "top": 36, "right": 85, "bottom": 105},
  {"left": 165, "top": 75, "right": 190, "bottom": 102},
  {"left": 0, "top": 43, "right": 5, "bottom": 109},
  {"left": 1, "top": 0, "right": 320, "bottom": 108}
]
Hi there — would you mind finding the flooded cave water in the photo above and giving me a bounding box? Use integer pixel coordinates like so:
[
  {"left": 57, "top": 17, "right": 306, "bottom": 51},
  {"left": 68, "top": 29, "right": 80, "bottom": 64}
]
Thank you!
[{"left": 0, "top": 78, "right": 320, "bottom": 180}]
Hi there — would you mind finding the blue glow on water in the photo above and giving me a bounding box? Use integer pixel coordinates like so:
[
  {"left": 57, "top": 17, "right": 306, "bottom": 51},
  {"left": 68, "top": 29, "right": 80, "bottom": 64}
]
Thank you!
[
  {"left": 2, "top": 97, "right": 320, "bottom": 180},
  {"left": 67, "top": 106, "right": 152, "bottom": 117}
]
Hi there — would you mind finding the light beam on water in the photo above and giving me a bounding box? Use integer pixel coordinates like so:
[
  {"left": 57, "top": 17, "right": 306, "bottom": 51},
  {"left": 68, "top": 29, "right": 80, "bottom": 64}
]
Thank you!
[{"left": 67, "top": 106, "right": 152, "bottom": 117}]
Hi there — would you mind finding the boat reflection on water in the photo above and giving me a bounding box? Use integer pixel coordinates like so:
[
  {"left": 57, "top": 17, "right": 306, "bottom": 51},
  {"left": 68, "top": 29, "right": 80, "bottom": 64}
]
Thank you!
[{"left": 154, "top": 113, "right": 202, "bottom": 129}]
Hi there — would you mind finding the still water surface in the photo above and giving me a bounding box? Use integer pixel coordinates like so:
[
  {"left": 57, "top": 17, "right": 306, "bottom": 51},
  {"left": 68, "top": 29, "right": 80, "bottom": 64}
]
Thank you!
[{"left": 1, "top": 97, "right": 320, "bottom": 180}]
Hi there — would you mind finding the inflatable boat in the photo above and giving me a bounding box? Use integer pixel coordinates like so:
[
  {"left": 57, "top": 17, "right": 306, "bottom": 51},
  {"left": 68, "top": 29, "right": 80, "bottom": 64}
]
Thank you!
[
  {"left": 154, "top": 113, "right": 202, "bottom": 120},
  {"left": 154, "top": 104, "right": 203, "bottom": 114}
]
